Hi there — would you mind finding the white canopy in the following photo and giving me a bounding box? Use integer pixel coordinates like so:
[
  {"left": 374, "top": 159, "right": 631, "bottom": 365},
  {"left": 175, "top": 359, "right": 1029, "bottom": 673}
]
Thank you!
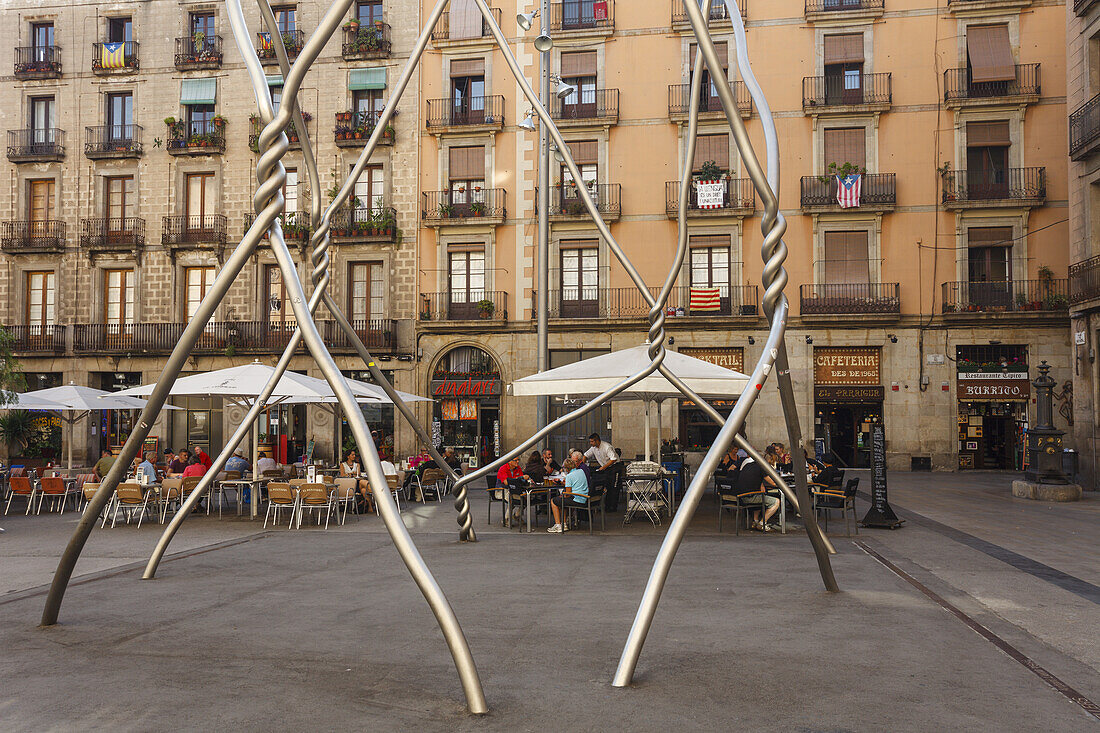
[{"left": 117, "top": 361, "right": 381, "bottom": 403}]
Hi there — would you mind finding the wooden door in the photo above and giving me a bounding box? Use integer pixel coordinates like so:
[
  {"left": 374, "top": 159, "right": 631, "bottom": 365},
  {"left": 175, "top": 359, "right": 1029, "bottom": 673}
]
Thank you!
[
  {"left": 185, "top": 172, "right": 215, "bottom": 240},
  {"left": 559, "top": 246, "right": 599, "bottom": 318},
  {"left": 106, "top": 176, "right": 134, "bottom": 242}
]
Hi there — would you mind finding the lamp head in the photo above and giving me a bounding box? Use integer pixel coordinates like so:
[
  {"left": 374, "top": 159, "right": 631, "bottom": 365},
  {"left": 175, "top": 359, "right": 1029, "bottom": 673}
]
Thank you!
[
  {"left": 517, "top": 10, "right": 538, "bottom": 31},
  {"left": 533, "top": 33, "right": 553, "bottom": 52},
  {"left": 518, "top": 112, "right": 537, "bottom": 131},
  {"left": 555, "top": 81, "right": 577, "bottom": 100}
]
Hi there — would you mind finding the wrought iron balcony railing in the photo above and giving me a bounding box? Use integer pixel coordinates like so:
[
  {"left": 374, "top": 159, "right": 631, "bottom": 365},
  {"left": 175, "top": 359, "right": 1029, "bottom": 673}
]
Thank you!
[
  {"left": 800, "top": 173, "right": 896, "bottom": 209},
  {"left": 422, "top": 188, "right": 506, "bottom": 221},
  {"left": 1, "top": 220, "right": 66, "bottom": 252},
  {"left": 800, "top": 283, "right": 900, "bottom": 316},
  {"left": 325, "top": 318, "right": 398, "bottom": 351},
  {"left": 532, "top": 285, "right": 759, "bottom": 319},
  {"left": 162, "top": 214, "right": 228, "bottom": 246},
  {"left": 426, "top": 96, "right": 505, "bottom": 128},
  {"left": 546, "top": 183, "right": 621, "bottom": 217},
  {"left": 243, "top": 210, "right": 311, "bottom": 241},
  {"left": 668, "top": 81, "right": 752, "bottom": 117},
  {"left": 330, "top": 206, "right": 398, "bottom": 242},
  {"left": 342, "top": 21, "right": 391, "bottom": 58},
  {"left": 941, "top": 167, "right": 1045, "bottom": 206},
  {"left": 1070, "top": 94, "right": 1100, "bottom": 159},
  {"left": 85, "top": 125, "right": 143, "bottom": 157},
  {"left": 548, "top": 1, "right": 614, "bottom": 32},
  {"left": 671, "top": 0, "right": 741, "bottom": 24},
  {"left": 7, "top": 129, "right": 64, "bottom": 162},
  {"left": 249, "top": 115, "right": 309, "bottom": 152},
  {"left": 91, "top": 41, "right": 139, "bottom": 72},
  {"left": 334, "top": 111, "right": 394, "bottom": 146},
  {"left": 15, "top": 46, "right": 62, "bottom": 78},
  {"left": 430, "top": 8, "right": 501, "bottom": 42},
  {"left": 806, "top": 0, "right": 884, "bottom": 13},
  {"left": 2, "top": 325, "right": 66, "bottom": 353},
  {"left": 550, "top": 89, "right": 619, "bottom": 123},
  {"left": 256, "top": 30, "right": 305, "bottom": 62},
  {"left": 166, "top": 118, "right": 226, "bottom": 154},
  {"left": 80, "top": 217, "right": 146, "bottom": 249},
  {"left": 665, "top": 179, "right": 755, "bottom": 215},
  {"left": 175, "top": 35, "right": 223, "bottom": 69},
  {"left": 1070, "top": 255, "right": 1100, "bottom": 305},
  {"left": 802, "top": 73, "right": 892, "bottom": 108},
  {"left": 944, "top": 63, "right": 1040, "bottom": 102},
  {"left": 942, "top": 279, "right": 1069, "bottom": 314},
  {"left": 420, "top": 291, "right": 509, "bottom": 322}
]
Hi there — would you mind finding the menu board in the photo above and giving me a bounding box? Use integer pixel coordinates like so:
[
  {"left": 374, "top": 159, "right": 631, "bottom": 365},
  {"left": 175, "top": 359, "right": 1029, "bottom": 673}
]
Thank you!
[{"left": 860, "top": 424, "right": 904, "bottom": 529}]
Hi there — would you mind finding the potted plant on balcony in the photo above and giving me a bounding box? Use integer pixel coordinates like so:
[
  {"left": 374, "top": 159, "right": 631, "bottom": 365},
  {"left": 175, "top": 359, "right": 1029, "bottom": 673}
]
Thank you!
[
  {"left": 192, "top": 30, "right": 206, "bottom": 52},
  {"left": 476, "top": 299, "right": 495, "bottom": 319},
  {"left": 383, "top": 123, "right": 395, "bottom": 140},
  {"left": 470, "top": 200, "right": 486, "bottom": 217},
  {"left": 344, "top": 18, "right": 360, "bottom": 32},
  {"left": 696, "top": 160, "right": 724, "bottom": 183},
  {"left": 437, "top": 202, "right": 455, "bottom": 218}
]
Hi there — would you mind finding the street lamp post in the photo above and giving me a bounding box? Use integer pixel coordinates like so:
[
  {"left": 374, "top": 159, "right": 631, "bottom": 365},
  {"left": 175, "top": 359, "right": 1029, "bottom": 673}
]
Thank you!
[{"left": 535, "top": 0, "right": 550, "bottom": 445}]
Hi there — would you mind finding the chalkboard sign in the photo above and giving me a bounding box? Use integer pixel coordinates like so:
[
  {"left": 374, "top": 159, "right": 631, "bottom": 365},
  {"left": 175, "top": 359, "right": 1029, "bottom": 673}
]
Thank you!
[
  {"left": 860, "top": 424, "right": 904, "bottom": 529},
  {"left": 431, "top": 420, "right": 442, "bottom": 449}
]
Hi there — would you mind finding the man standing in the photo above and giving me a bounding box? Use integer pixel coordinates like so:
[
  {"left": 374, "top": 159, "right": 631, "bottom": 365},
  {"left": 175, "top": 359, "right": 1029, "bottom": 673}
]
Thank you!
[
  {"left": 585, "top": 433, "right": 623, "bottom": 512},
  {"left": 191, "top": 444, "right": 213, "bottom": 470},
  {"left": 94, "top": 449, "right": 116, "bottom": 480}
]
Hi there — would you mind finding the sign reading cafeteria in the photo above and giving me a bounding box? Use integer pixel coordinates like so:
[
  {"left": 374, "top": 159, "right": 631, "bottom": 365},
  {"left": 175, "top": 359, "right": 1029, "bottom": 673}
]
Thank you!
[
  {"left": 813, "top": 347, "right": 881, "bottom": 385},
  {"left": 678, "top": 347, "right": 744, "bottom": 373}
]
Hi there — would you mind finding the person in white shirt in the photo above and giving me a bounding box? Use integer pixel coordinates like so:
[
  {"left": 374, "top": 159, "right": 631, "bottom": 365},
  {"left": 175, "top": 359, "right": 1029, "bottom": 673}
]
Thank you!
[
  {"left": 256, "top": 454, "right": 279, "bottom": 476},
  {"left": 584, "top": 432, "right": 623, "bottom": 512}
]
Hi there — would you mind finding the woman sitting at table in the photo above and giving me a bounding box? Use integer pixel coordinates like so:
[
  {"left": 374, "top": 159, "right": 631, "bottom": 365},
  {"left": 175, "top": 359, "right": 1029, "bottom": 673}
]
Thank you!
[
  {"left": 340, "top": 450, "right": 361, "bottom": 477},
  {"left": 548, "top": 458, "right": 589, "bottom": 533},
  {"left": 524, "top": 450, "right": 548, "bottom": 484},
  {"left": 738, "top": 447, "right": 780, "bottom": 532}
]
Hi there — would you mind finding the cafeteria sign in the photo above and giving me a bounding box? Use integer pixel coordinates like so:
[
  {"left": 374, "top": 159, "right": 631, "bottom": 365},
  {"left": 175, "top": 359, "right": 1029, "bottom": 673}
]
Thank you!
[
  {"left": 431, "top": 378, "right": 501, "bottom": 397},
  {"left": 814, "top": 347, "right": 880, "bottom": 386}
]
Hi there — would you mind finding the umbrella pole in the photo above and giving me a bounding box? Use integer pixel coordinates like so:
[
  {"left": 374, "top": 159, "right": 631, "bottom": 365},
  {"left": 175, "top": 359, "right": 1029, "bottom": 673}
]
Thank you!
[
  {"left": 656, "top": 400, "right": 662, "bottom": 465},
  {"left": 252, "top": 410, "right": 259, "bottom": 518},
  {"left": 644, "top": 400, "right": 651, "bottom": 462}
]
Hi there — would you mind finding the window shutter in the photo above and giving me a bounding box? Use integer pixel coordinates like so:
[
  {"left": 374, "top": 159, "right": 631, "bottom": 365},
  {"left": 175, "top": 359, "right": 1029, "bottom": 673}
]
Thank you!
[
  {"left": 823, "top": 128, "right": 866, "bottom": 168},
  {"left": 447, "top": 242, "right": 485, "bottom": 252},
  {"left": 689, "top": 41, "right": 728, "bottom": 69},
  {"left": 449, "top": 145, "right": 485, "bottom": 179},
  {"left": 560, "top": 51, "right": 597, "bottom": 78},
  {"left": 450, "top": 58, "right": 484, "bottom": 77},
  {"left": 692, "top": 134, "right": 729, "bottom": 171},
  {"left": 966, "top": 121, "right": 1010, "bottom": 147},
  {"left": 967, "top": 227, "right": 1012, "bottom": 247},
  {"left": 689, "top": 234, "right": 731, "bottom": 248},
  {"left": 568, "top": 140, "right": 598, "bottom": 165},
  {"left": 966, "top": 24, "right": 1015, "bottom": 83},
  {"left": 349, "top": 68, "right": 386, "bottom": 90},
  {"left": 823, "top": 34, "right": 863, "bottom": 65},
  {"left": 824, "top": 231, "right": 870, "bottom": 284},
  {"left": 180, "top": 78, "right": 217, "bottom": 105},
  {"left": 449, "top": 0, "right": 482, "bottom": 40},
  {"left": 559, "top": 238, "right": 599, "bottom": 250}
]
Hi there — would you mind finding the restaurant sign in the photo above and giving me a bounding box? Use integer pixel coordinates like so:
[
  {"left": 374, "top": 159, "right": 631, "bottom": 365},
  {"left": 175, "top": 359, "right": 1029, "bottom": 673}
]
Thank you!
[
  {"left": 814, "top": 385, "right": 885, "bottom": 403},
  {"left": 957, "top": 372, "right": 1030, "bottom": 402},
  {"left": 678, "top": 347, "right": 744, "bottom": 373},
  {"left": 814, "top": 347, "right": 880, "bottom": 385},
  {"left": 431, "top": 378, "right": 502, "bottom": 397}
]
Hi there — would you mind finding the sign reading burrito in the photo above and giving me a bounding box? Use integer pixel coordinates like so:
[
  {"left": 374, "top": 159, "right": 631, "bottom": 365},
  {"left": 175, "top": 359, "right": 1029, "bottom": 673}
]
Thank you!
[
  {"left": 814, "top": 347, "right": 880, "bottom": 385},
  {"left": 957, "top": 373, "right": 1030, "bottom": 402},
  {"left": 678, "top": 347, "right": 744, "bottom": 373}
]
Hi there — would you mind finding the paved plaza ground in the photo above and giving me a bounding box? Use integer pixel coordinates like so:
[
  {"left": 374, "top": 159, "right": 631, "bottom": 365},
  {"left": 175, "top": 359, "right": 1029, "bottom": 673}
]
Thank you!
[{"left": 0, "top": 471, "right": 1097, "bottom": 731}]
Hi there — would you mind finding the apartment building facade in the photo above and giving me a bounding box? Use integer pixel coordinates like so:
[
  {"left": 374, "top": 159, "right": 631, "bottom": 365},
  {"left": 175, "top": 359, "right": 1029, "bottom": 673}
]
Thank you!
[
  {"left": 416, "top": 0, "right": 1070, "bottom": 472},
  {"left": 0, "top": 0, "right": 424, "bottom": 466}
]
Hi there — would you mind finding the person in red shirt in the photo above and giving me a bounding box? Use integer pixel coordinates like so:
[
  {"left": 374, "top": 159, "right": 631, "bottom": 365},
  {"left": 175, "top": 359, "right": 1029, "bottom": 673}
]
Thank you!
[
  {"left": 191, "top": 444, "right": 213, "bottom": 469},
  {"left": 182, "top": 455, "right": 208, "bottom": 478},
  {"left": 497, "top": 456, "right": 529, "bottom": 524}
]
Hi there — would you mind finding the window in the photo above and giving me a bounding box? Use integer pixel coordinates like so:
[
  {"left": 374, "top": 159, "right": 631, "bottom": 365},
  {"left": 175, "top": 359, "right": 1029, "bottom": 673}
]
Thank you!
[
  {"left": 692, "top": 134, "right": 729, "bottom": 174},
  {"left": 353, "top": 164, "right": 384, "bottom": 220},
  {"left": 29, "top": 97, "right": 55, "bottom": 145},
  {"left": 106, "top": 92, "right": 133, "bottom": 142},
  {"left": 273, "top": 6, "right": 297, "bottom": 32},
  {"left": 191, "top": 12, "right": 215, "bottom": 37},
  {"left": 104, "top": 269, "right": 135, "bottom": 326},
  {"left": 560, "top": 243, "right": 598, "bottom": 317},
  {"left": 689, "top": 42, "right": 728, "bottom": 111},
  {"left": 561, "top": 0, "right": 602, "bottom": 30},
  {"left": 560, "top": 51, "right": 597, "bottom": 117},
  {"left": 450, "top": 59, "right": 485, "bottom": 123},
  {"left": 966, "top": 121, "right": 1009, "bottom": 198},
  {"left": 448, "top": 248, "right": 486, "bottom": 319},
  {"left": 107, "top": 17, "right": 132, "bottom": 43},
  {"left": 187, "top": 104, "right": 215, "bottom": 136},
  {"left": 185, "top": 266, "right": 216, "bottom": 320},
  {"left": 689, "top": 237, "right": 731, "bottom": 314},
  {"left": 823, "top": 231, "right": 870, "bottom": 284},
  {"left": 357, "top": 0, "right": 383, "bottom": 25},
  {"left": 30, "top": 22, "right": 54, "bottom": 65},
  {"left": 105, "top": 176, "right": 134, "bottom": 233},
  {"left": 823, "top": 34, "right": 863, "bottom": 104},
  {"left": 967, "top": 227, "right": 1012, "bottom": 307},
  {"left": 185, "top": 172, "right": 215, "bottom": 221},
  {"left": 823, "top": 127, "right": 866, "bottom": 170},
  {"left": 266, "top": 265, "right": 297, "bottom": 328},
  {"left": 561, "top": 140, "right": 598, "bottom": 186},
  {"left": 349, "top": 262, "right": 384, "bottom": 322},
  {"left": 28, "top": 180, "right": 55, "bottom": 222},
  {"left": 285, "top": 167, "right": 298, "bottom": 215},
  {"left": 353, "top": 88, "right": 384, "bottom": 120},
  {"left": 966, "top": 24, "right": 1015, "bottom": 85},
  {"left": 448, "top": 146, "right": 485, "bottom": 213},
  {"left": 26, "top": 271, "right": 55, "bottom": 328}
]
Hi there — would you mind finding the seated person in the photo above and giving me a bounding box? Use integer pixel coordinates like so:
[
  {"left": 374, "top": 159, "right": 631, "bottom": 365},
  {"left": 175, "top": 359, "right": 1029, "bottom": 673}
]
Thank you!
[
  {"left": 340, "top": 450, "right": 361, "bottom": 476},
  {"left": 136, "top": 452, "right": 158, "bottom": 483},
  {"left": 548, "top": 458, "right": 588, "bottom": 533},
  {"left": 182, "top": 455, "right": 208, "bottom": 478},
  {"left": 94, "top": 449, "right": 116, "bottom": 481},
  {"left": 256, "top": 453, "right": 279, "bottom": 476},
  {"left": 542, "top": 449, "right": 561, "bottom": 474},
  {"left": 497, "top": 456, "right": 529, "bottom": 522},
  {"left": 168, "top": 449, "right": 190, "bottom": 478},
  {"left": 570, "top": 450, "right": 592, "bottom": 485},
  {"left": 814, "top": 461, "right": 843, "bottom": 489},
  {"left": 524, "top": 450, "right": 548, "bottom": 484},
  {"left": 717, "top": 447, "right": 739, "bottom": 476},
  {"left": 225, "top": 450, "right": 251, "bottom": 476},
  {"left": 442, "top": 447, "right": 463, "bottom": 471},
  {"left": 736, "top": 448, "right": 781, "bottom": 532}
]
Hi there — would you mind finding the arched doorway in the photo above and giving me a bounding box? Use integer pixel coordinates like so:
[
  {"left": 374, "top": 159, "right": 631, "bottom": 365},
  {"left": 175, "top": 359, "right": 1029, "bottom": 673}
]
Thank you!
[{"left": 430, "top": 345, "right": 501, "bottom": 468}]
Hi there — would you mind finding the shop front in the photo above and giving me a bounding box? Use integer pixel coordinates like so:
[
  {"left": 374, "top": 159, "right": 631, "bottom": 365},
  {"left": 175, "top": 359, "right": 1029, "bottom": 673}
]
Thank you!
[
  {"left": 430, "top": 345, "right": 501, "bottom": 468},
  {"left": 676, "top": 347, "right": 744, "bottom": 452},
  {"left": 957, "top": 372, "right": 1030, "bottom": 470},
  {"left": 812, "top": 347, "right": 883, "bottom": 468}
]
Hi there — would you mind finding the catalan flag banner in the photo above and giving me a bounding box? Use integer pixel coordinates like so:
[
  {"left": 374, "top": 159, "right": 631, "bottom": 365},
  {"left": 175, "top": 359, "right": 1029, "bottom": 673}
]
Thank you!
[
  {"left": 100, "top": 42, "right": 127, "bottom": 69},
  {"left": 258, "top": 33, "right": 273, "bottom": 51},
  {"left": 689, "top": 287, "right": 721, "bottom": 312}
]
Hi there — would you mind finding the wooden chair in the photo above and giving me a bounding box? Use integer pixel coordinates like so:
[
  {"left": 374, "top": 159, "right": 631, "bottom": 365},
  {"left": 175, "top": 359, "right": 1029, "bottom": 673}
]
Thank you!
[
  {"left": 73, "top": 474, "right": 97, "bottom": 511},
  {"left": 110, "top": 483, "right": 151, "bottom": 528},
  {"left": 297, "top": 483, "right": 335, "bottom": 528},
  {"left": 36, "top": 476, "right": 74, "bottom": 515},
  {"left": 263, "top": 482, "right": 297, "bottom": 528},
  {"left": 419, "top": 468, "right": 446, "bottom": 503},
  {"left": 332, "top": 478, "right": 359, "bottom": 524},
  {"left": 4, "top": 475, "right": 36, "bottom": 515},
  {"left": 179, "top": 476, "right": 203, "bottom": 515}
]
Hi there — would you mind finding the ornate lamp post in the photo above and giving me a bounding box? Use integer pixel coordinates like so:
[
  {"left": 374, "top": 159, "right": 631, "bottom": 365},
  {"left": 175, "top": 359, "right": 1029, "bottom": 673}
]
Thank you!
[{"left": 1014, "top": 360, "right": 1082, "bottom": 500}]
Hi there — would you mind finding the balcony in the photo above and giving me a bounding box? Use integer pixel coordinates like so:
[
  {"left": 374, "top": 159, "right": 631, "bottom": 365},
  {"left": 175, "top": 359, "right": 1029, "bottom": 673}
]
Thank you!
[
  {"left": 256, "top": 30, "right": 305, "bottom": 64},
  {"left": 166, "top": 118, "right": 226, "bottom": 156},
  {"left": 249, "top": 114, "right": 308, "bottom": 152},
  {"left": 800, "top": 283, "right": 900, "bottom": 321},
  {"left": 800, "top": 173, "right": 896, "bottom": 212},
  {"left": 941, "top": 168, "right": 1045, "bottom": 209},
  {"left": 2, "top": 325, "right": 66, "bottom": 354},
  {"left": 1071, "top": 255, "right": 1100, "bottom": 306},
  {"left": 325, "top": 318, "right": 398, "bottom": 352},
  {"left": 342, "top": 21, "right": 391, "bottom": 59},
  {"left": 91, "top": 41, "right": 139, "bottom": 74},
  {"left": 6, "top": 129, "right": 64, "bottom": 162},
  {"left": 671, "top": 0, "right": 742, "bottom": 28},
  {"left": 331, "top": 206, "right": 398, "bottom": 244},
  {"left": 546, "top": 183, "right": 621, "bottom": 221},
  {"left": 420, "top": 292, "right": 509, "bottom": 323},
  {"left": 943, "top": 64, "right": 1040, "bottom": 108},
  {"left": 85, "top": 125, "right": 142, "bottom": 159},
  {"left": 1, "top": 221, "right": 66, "bottom": 253},
  {"left": 430, "top": 8, "right": 501, "bottom": 46},
  {"left": 1070, "top": 94, "right": 1100, "bottom": 160},
  {"left": 549, "top": 89, "right": 619, "bottom": 128},
  {"left": 802, "top": 73, "right": 891, "bottom": 114},
  {"left": 243, "top": 210, "right": 311, "bottom": 244},
  {"left": 162, "top": 215, "right": 228, "bottom": 255},
  {"left": 79, "top": 217, "right": 146, "bottom": 257},
  {"left": 422, "top": 189, "right": 506, "bottom": 226},
  {"left": 949, "top": 0, "right": 1032, "bottom": 14},
  {"left": 805, "top": 0, "right": 884, "bottom": 22},
  {"left": 531, "top": 285, "right": 759, "bottom": 321},
  {"left": 426, "top": 96, "right": 505, "bottom": 133},
  {"left": 334, "top": 111, "right": 394, "bottom": 148},
  {"left": 548, "top": 1, "right": 614, "bottom": 36},
  {"left": 668, "top": 82, "right": 752, "bottom": 121},
  {"left": 942, "top": 279, "right": 1069, "bottom": 318},
  {"left": 71, "top": 321, "right": 357, "bottom": 355},
  {"left": 15, "top": 46, "right": 62, "bottom": 79},
  {"left": 1076, "top": 0, "right": 1100, "bottom": 16},
  {"left": 175, "top": 35, "right": 223, "bottom": 70},
  {"left": 665, "top": 179, "right": 755, "bottom": 218}
]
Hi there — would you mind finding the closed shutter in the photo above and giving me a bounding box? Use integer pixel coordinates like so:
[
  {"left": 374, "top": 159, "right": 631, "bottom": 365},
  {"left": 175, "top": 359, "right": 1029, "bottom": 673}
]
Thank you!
[
  {"left": 450, "top": 0, "right": 482, "bottom": 40},
  {"left": 560, "top": 51, "right": 597, "bottom": 77},
  {"left": 824, "top": 34, "right": 863, "bottom": 64},
  {"left": 568, "top": 140, "right": 598, "bottom": 165},
  {"left": 689, "top": 41, "right": 728, "bottom": 69},
  {"left": 180, "top": 78, "right": 217, "bottom": 105},
  {"left": 967, "top": 227, "right": 1012, "bottom": 247},
  {"left": 689, "top": 234, "right": 731, "bottom": 248},
  {"left": 966, "top": 24, "right": 1015, "bottom": 83},
  {"left": 823, "top": 128, "right": 866, "bottom": 168},
  {"left": 450, "top": 58, "right": 484, "bottom": 77},
  {"left": 966, "top": 121, "right": 1010, "bottom": 147},
  {"left": 824, "top": 231, "right": 870, "bottom": 284},
  {"left": 449, "top": 145, "right": 485, "bottom": 179},
  {"left": 692, "top": 134, "right": 729, "bottom": 171},
  {"left": 349, "top": 68, "right": 386, "bottom": 90},
  {"left": 560, "top": 237, "right": 599, "bottom": 250}
]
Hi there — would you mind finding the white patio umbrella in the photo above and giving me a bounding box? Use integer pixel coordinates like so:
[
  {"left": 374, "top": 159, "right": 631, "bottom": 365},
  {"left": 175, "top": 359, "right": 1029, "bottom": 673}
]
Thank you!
[
  {"left": 512, "top": 345, "right": 750, "bottom": 461},
  {"left": 2, "top": 383, "right": 177, "bottom": 473}
]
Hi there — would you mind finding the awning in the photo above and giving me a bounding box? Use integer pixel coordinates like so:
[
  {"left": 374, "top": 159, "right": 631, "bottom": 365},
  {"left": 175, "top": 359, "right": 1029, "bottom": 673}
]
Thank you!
[
  {"left": 181, "top": 78, "right": 217, "bottom": 105},
  {"left": 266, "top": 74, "right": 283, "bottom": 86},
  {"left": 349, "top": 68, "right": 385, "bottom": 90},
  {"left": 967, "top": 24, "right": 1015, "bottom": 84}
]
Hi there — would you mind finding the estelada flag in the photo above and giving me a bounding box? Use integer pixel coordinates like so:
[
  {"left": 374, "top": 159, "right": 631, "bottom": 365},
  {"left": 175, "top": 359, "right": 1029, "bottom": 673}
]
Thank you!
[
  {"left": 593, "top": 1, "right": 609, "bottom": 20},
  {"left": 100, "top": 42, "right": 127, "bottom": 69}
]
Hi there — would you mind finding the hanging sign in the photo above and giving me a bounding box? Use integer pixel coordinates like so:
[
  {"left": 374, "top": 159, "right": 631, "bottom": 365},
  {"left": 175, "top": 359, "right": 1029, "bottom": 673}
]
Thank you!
[
  {"left": 695, "top": 181, "right": 725, "bottom": 209},
  {"left": 593, "top": 0, "right": 609, "bottom": 20},
  {"left": 814, "top": 347, "right": 880, "bottom": 385},
  {"left": 860, "top": 424, "right": 904, "bottom": 529},
  {"left": 431, "top": 378, "right": 501, "bottom": 397},
  {"left": 431, "top": 419, "right": 442, "bottom": 449},
  {"left": 957, "top": 372, "right": 1030, "bottom": 402},
  {"left": 678, "top": 347, "right": 744, "bottom": 373}
]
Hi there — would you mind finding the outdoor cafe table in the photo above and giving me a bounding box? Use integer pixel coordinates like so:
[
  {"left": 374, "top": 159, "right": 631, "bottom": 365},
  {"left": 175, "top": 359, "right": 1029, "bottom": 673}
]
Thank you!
[
  {"left": 216, "top": 477, "right": 266, "bottom": 517},
  {"left": 506, "top": 482, "right": 560, "bottom": 533}
]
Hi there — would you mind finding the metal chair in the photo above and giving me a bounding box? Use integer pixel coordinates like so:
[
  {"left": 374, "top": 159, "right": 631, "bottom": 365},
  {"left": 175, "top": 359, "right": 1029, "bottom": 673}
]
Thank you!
[
  {"left": 297, "top": 483, "right": 335, "bottom": 528},
  {"left": 4, "top": 476, "right": 36, "bottom": 515},
  {"left": 110, "top": 483, "right": 151, "bottom": 528},
  {"left": 263, "top": 482, "right": 298, "bottom": 528},
  {"left": 332, "top": 477, "right": 360, "bottom": 524},
  {"left": 179, "top": 476, "right": 203, "bottom": 514},
  {"left": 564, "top": 485, "right": 605, "bottom": 534},
  {"left": 813, "top": 477, "right": 859, "bottom": 536},
  {"left": 36, "top": 476, "right": 74, "bottom": 515},
  {"left": 385, "top": 474, "right": 403, "bottom": 511},
  {"left": 485, "top": 475, "right": 506, "bottom": 525}
]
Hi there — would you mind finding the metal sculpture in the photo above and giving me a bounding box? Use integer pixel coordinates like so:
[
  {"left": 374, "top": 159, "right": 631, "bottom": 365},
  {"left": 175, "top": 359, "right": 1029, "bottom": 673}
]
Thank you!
[{"left": 38, "top": 0, "right": 837, "bottom": 712}]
